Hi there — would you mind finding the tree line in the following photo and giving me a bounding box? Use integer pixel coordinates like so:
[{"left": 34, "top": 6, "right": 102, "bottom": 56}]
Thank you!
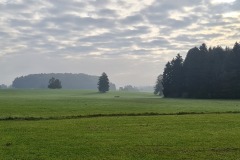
[
  {"left": 155, "top": 42, "right": 240, "bottom": 99},
  {"left": 12, "top": 73, "right": 116, "bottom": 90},
  {"left": 47, "top": 72, "right": 110, "bottom": 93}
]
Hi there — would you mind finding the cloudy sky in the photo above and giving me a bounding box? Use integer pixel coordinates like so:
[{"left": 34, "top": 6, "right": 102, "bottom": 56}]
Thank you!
[{"left": 0, "top": 0, "right": 239, "bottom": 87}]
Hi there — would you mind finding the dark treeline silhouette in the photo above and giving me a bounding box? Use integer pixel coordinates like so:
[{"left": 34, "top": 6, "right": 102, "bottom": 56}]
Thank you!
[
  {"left": 12, "top": 73, "right": 116, "bottom": 90},
  {"left": 161, "top": 42, "right": 240, "bottom": 99}
]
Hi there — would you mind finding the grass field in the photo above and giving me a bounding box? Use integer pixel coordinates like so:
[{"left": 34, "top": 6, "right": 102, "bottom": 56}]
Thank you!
[{"left": 1, "top": 89, "right": 240, "bottom": 159}]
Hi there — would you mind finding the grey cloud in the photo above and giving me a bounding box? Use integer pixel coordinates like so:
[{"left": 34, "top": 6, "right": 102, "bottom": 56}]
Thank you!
[
  {"left": 143, "top": 0, "right": 204, "bottom": 14},
  {"left": 79, "top": 33, "right": 115, "bottom": 43},
  {"left": 80, "top": 35, "right": 138, "bottom": 49},
  {"left": 118, "top": 26, "right": 150, "bottom": 37},
  {"left": 229, "top": 32, "right": 240, "bottom": 39},
  {"left": 121, "top": 14, "right": 145, "bottom": 25},
  {"left": 0, "top": 31, "right": 9, "bottom": 37},
  {"left": 194, "top": 33, "right": 224, "bottom": 40},
  {"left": 154, "top": 17, "right": 197, "bottom": 35},
  {"left": 201, "top": 21, "right": 230, "bottom": 27},
  {"left": 77, "top": 26, "right": 150, "bottom": 50},
  {"left": 175, "top": 35, "right": 202, "bottom": 42},
  {"left": 41, "top": 28, "right": 71, "bottom": 37},
  {"left": 98, "top": 9, "right": 118, "bottom": 17},
  {"left": 145, "top": 13, "right": 168, "bottom": 27},
  {"left": 97, "top": 38, "right": 135, "bottom": 49},
  {"left": 48, "top": 0, "right": 86, "bottom": 12},
  {"left": 62, "top": 45, "right": 97, "bottom": 54},
  {"left": 9, "top": 19, "right": 32, "bottom": 27},
  {"left": 213, "top": 0, "right": 240, "bottom": 12},
  {"left": 139, "top": 38, "right": 170, "bottom": 48},
  {"left": 166, "top": 17, "right": 196, "bottom": 29},
  {"left": 43, "top": 15, "right": 116, "bottom": 29},
  {"left": 174, "top": 33, "right": 224, "bottom": 48},
  {"left": 129, "top": 49, "right": 151, "bottom": 55},
  {"left": 233, "top": 0, "right": 240, "bottom": 10},
  {"left": 159, "top": 0, "right": 203, "bottom": 9},
  {"left": 0, "top": 3, "right": 28, "bottom": 11},
  {"left": 88, "top": 0, "right": 110, "bottom": 7},
  {"left": 143, "top": 8, "right": 199, "bottom": 31},
  {"left": 79, "top": 26, "right": 149, "bottom": 44}
]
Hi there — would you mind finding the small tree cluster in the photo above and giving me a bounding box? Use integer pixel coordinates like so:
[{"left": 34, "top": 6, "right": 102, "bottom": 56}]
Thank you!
[
  {"left": 48, "top": 77, "right": 62, "bottom": 89},
  {"left": 119, "top": 85, "right": 139, "bottom": 92},
  {"left": 0, "top": 84, "right": 8, "bottom": 89}
]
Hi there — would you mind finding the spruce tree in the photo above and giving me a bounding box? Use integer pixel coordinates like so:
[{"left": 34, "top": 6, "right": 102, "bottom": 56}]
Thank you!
[
  {"left": 154, "top": 75, "right": 163, "bottom": 96},
  {"left": 98, "top": 72, "right": 109, "bottom": 93},
  {"left": 162, "top": 62, "right": 173, "bottom": 97},
  {"left": 162, "top": 54, "right": 184, "bottom": 97}
]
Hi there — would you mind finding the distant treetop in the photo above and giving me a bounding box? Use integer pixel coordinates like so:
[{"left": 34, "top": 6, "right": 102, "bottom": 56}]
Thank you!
[{"left": 98, "top": 72, "right": 110, "bottom": 93}]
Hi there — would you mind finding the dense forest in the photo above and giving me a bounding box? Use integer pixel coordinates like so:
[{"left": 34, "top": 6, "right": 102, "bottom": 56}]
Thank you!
[
  {"left": 12, "top": 73, "right": 116, "bottom": 90},
  {"left": 161, "top": 42, "right": 240, "bottom": 99}
]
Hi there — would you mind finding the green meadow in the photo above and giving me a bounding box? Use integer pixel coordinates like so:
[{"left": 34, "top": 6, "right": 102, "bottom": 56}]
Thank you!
[{"left": 1, "top": 89, "right": 240, "bottom": 159}]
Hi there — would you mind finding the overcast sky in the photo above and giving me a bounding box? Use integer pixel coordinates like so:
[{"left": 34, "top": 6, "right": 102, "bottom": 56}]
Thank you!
[{"left": 0, "top": 0, "right": 239, "bottom": 87}]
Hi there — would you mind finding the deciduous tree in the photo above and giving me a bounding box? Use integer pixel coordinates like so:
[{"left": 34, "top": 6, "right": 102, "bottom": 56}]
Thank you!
[{"left": 48, "top": 77, "right": 62, "bottom": 89}]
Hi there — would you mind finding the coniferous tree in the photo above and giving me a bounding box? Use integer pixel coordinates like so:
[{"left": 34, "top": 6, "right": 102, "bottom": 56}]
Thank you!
[
  {"left": 231, "top": 42, "right": 240, "bottom": 98},
  {"left": 154, "top": 75, "right": 163, "bottom": 96},
  {"left": 210, "top": 46, "right": 226, "bottom": 98},
  {"left": 171, "top": 54, "right": 184, "bottom": 97},
  {"left": 199, "top": 43, "right": 210, "bottom": 97},
  {"left": 98, "top": 72, "right": 109, "bottom": 93},
  {"left": 162, "top": 62, "right": 173, "bottom": 97},
  {"left": 162, "top": 54, "right": 184, "bottom": 97},
  {"left": 183, "top": 47, "right": 204, "bottom": 98}
]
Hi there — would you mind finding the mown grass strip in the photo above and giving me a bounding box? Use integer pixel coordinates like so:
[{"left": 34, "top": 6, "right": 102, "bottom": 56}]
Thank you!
[{"left": 1, "top": 111, "right": 240, "bottom": 121}]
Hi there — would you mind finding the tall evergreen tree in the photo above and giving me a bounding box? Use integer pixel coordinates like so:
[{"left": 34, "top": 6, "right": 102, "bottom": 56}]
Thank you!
[
  {"left": 171, "top": 54, "right": 184, "bottom": 97},
  {"left": 199, "top": 43, "right": 211, "bottom": 98},
  {"left": 233, "top": 42, "right": 240, "bottom": 54},
  {"left": 98, "top": 72, "right": 109, "bottom": 93},
  {"left": 162, "top": 62, "right": 173, "bottom": 97},
  {"left": 183, "top": 47, "right": 205, "bottom": 98},
  {"left": 209, "top": 46, "right": 226, "bottom": 98},
  {"left": 162, "top": 54, "right": 184, "bottom": 97},
  {"left": 154, "top": 75, "right": 163, "bottom": 96},
  {"left": 231, "top": 42, "right": 240, "bottom": 98}
]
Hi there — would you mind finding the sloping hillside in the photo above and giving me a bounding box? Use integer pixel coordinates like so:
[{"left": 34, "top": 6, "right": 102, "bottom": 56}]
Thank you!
[{"left": 12, "top": 73, "right": 116, "bottom": 90}]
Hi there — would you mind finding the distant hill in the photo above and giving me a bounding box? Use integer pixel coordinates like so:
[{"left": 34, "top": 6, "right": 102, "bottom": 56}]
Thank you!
[
  {"left": 137, "top": 86, "right": 154, "bottom": 92},
  {"left": 12, "top": 73, "right": 116, "bottom": 90}
]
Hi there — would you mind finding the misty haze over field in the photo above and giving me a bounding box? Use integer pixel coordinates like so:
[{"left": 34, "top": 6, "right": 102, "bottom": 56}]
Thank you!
[{"left": 0, "top": 0, "right": 239, "bottom": 87}]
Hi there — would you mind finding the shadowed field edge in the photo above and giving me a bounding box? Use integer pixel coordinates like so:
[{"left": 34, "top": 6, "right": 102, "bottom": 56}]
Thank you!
[{"left": 1, "top": 111, "right": 240, "bottom": 121}]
